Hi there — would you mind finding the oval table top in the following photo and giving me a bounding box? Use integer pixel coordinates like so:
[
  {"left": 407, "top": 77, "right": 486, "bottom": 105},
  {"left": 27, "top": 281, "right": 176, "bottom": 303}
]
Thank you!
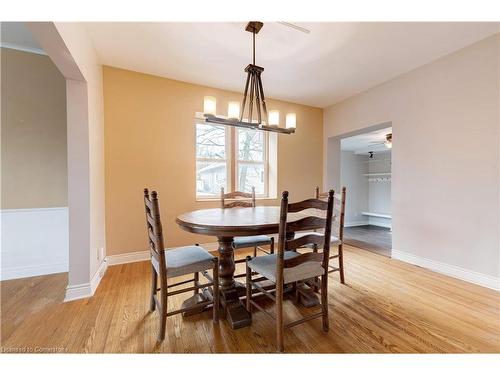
[{"left": 176, "top": 206, "right": 315, "bottom": 237}]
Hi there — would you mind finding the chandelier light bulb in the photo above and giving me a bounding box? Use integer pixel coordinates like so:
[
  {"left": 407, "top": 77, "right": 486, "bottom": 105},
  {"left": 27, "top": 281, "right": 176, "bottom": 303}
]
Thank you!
[
  {"left": 227, "top": 101, "right": 240, "bottom": 119},
  {"left": 286, "top": 113, "right": 296, "bottom": 129},
  {"left": 268, "top": 110, "right": 280, "bottom": 126},
  {"left": 203, "top": 96, "right": 217, "bottom": 116}
]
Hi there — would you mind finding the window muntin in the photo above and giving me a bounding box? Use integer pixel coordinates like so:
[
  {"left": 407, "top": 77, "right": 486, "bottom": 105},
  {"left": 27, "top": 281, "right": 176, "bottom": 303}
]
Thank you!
[{"left": 195, "top": 122, "right": 269, "bottom": 199}]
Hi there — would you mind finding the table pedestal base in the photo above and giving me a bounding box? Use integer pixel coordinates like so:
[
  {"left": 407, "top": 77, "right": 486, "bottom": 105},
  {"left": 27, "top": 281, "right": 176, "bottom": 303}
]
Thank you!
[
  {"left": 220, "top": 281, "right": 251, "bottom": 329},
  {"left": 297, "top": 284, "right": 320, "bottom": 307},
  {"left": 181, "top": 288, "right": 212, "bottom": 317}
]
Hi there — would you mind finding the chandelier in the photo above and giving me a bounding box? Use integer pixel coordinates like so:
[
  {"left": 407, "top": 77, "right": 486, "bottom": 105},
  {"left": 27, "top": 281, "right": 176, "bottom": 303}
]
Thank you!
[{"left": 203, "top": 22, "right": 296, "bottom": 134}]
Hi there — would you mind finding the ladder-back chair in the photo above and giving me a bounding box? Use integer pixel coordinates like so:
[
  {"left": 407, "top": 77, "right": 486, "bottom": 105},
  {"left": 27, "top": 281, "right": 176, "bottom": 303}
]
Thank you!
[
  {"left": 245, "top": 190, "right": 335, "bottom": 352},
  {"left": 144, "top": 188, "right": 219, "bottom": 341},
  {"left": 221, "top": 187, "right": 274, "bottom": 260},
  {"left": 295, "top": 186, "right": 346, "bottom": 283}
]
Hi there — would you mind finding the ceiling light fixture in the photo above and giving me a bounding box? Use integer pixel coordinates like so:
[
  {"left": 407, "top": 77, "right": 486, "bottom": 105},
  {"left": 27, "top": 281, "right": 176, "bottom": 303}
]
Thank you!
[
  {"left": 203, "top": 22, "right": 296, "bottom": 134},
  {"left": 385, "top": 133, "right": 392, "bottom": 148}
]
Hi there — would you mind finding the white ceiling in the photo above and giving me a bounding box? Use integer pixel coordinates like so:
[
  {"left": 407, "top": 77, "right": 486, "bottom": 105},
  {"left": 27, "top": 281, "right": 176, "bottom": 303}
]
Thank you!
[
  {"left": 85, "top": 22, "right": 499, "bottom": 107},
  {"left": 341, "top": 127, "right": 392, "bottom": 154},
  {"left": 1, "top": 22, "right": 44, "bottom": 54},
  {"left": 2, "top": 22, "right": 498, "bottom": 107}
]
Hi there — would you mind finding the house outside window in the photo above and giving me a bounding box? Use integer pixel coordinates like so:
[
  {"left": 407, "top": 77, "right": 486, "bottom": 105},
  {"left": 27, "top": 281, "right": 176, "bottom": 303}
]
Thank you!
[{"left": 196, "top": 121, "right": 271, "bottom": 199}]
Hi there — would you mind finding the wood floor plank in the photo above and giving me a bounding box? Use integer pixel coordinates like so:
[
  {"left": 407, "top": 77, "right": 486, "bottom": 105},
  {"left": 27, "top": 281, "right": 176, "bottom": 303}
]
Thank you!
[{"left": 1, "top": 245, "right": 499, "bottom": 353}]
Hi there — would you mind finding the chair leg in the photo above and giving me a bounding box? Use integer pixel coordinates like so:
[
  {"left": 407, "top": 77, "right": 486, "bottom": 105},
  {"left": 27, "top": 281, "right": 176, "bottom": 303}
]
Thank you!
[
  {"left": 245, "top": 256, "right": 252, "bottom": 312},
  {"left": 150, "top": 265, "right": 157, "bottom": 312},
  {"left": 212, "top": 258, "right": 219, "bottom": 323},
  {"left": 321, "top": 273, "right": 329, "bottom": 333},
  {"left": 338, "top": 244, "right": 345, "bottom": 284},
  {"left": 270, "top": 237, "right": 275, "bottom": 254},
  {"left": 253, "top": 246, "right": 257, "bottom": 258},
  {"left": 313, "top": 244, "right": 319, "bottom": 293},
  {"left": 194, "top": 272, "right": 199, "bottom": 296},
  {"left": 158, "top": 278, "right": 168, "bottom": 341},
  {"left": 276, "top": 280, "right": 284, "bottom": 353}
]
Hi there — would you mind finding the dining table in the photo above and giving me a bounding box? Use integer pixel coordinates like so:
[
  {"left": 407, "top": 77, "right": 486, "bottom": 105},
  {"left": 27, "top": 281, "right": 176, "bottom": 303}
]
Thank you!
[{"left": 176, "top": 205, "right": 324, "bottom": 329}]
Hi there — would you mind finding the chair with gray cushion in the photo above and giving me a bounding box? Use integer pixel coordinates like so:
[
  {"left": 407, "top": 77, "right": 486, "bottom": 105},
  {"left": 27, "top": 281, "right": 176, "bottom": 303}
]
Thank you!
[
  {"left": 143, "top": 188, "right": 219, "bottom": 341},
  {"left": 221, "top": 187, "right": 274, "bottom": 261},
  {"left": 245, "top": 190, "right": 335, "bottom": 352},
  {"left": 294, "top": 186, "right": 347, "bottom": 283}
]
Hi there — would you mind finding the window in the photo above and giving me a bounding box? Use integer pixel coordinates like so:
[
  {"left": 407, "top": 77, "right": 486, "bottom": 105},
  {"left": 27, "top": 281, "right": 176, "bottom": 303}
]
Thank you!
[
  {"left": 196, "top": 122, "right": 269, "bottom": 198},
  {"left": 236, "top": 128, "right": 267, "bottom": 195},
  {"left": 195, "top": 123, "right": 229, "bottom": 197}
]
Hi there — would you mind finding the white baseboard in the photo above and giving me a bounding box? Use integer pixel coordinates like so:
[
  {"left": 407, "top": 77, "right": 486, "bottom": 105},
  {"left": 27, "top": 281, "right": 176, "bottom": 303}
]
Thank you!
[
  {"left": 106, "top": 250, "right": 150, "bottom": 266},
  {"left": 105, "top": 242, "right": 223, "bottom": 267},
  {"left": 392, "top": 249, "right": 500, "bottom": 291},
  {"left": 344, "top": 221, "right": 369, "bottom": 227},
  {"left": 64, "top": 282, "right": 92, "bottom": 302},
  {"left": 64, "top": 260, "right": 108, "bottom": 302}
]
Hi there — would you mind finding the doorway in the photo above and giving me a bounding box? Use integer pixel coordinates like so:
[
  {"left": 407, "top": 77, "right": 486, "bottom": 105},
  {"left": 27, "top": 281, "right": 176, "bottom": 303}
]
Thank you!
[{"left": 339, "top": 127, "right": 392, "bottom": 257}]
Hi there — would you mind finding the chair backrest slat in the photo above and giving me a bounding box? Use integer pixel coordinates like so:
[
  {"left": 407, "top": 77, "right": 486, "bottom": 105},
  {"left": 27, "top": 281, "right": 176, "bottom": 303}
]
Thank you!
[
  {"left": 144, "top": 188, "right": 167, "bottom": 276},
  {"left": 284, "top": 252, "right": 324, "bottom": 268},
  {"left": 220, "top": 187, "right": 256, "bottom": 208},
  {"left": 275, "top": 190, "right": 335, "bottom": 279},
  {"left": 315, "top": 186, "right": 346, "bottom": 241},
  {"left": 285, "top": 233, "right": 325, "bottom": 251},
  {"left": 287, "top": 198, "right": 329, "bottom": 213},
  {"left": 285, "top": 216, "right": 328, "bottom": 233}
]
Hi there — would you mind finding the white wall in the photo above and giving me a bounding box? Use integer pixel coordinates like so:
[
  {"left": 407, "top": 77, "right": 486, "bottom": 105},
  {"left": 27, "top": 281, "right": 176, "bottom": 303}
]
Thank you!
[
  {"left": 29, "top": 22, "right": 106, "bottom": 300},
  {"left": 1, "top": 208, "right": 68, "bottom": 280},
  {"left": 55, "top": 23, "right": 106, "bottom": 299},
  {"left": 340, "top": 150, "right": 369, "bottom": 226},
  {"left": 324, "top": 34, "right": 500, "bottom": 289}
]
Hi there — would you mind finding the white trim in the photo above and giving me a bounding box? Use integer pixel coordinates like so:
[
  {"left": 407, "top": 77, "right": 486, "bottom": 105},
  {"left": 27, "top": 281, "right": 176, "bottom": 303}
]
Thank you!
[
  {"left": 105, "top": 242, "right": 222, "bottom": 267},
  {"left": 0, "top": 262, "right": 67, "bottom": 281},
  {"left": 361, "top": 211, "right": 392, "bottom": 219},
  {"left": 0, "top": 206, "right": 67, "bottom": 213},
  {"left": 0, "top": 43, "right": 46, "bottom": 56},
  {"left": 106, "top": 250, "right": 150, "bottom": 266},
  {"left": 344, "top": 220, "right": 369, "bottom": 227},
  {"left": 64, "top": 260, "right": 107, "bottom": 302},
  {"left": 63, "top": 282, "right": 92, "bottom": 302},
  {"left": 392, "top": 249, "right": 500, "bottom": 291}
]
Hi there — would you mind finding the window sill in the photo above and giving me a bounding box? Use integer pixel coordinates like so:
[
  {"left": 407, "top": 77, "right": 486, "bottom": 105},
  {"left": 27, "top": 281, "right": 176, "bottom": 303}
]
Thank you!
[{"left": 196, "top": 196, "right": 278, "bottom": 203}]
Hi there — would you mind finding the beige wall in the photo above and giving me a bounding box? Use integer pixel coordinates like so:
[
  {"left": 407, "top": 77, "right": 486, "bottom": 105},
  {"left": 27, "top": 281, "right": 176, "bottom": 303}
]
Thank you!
[
  {"left": 324, "top": 34, "right": 500, "bottom": 279},
  {"left": 104, "top": 66, "right": 323, "bottom": 255},
  {"left": 1, "top": 47, "right": 67, "bottom": 209}
]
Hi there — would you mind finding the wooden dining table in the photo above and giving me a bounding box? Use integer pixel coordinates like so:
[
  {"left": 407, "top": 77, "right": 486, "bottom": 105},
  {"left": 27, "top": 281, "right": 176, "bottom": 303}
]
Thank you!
[{"left": 176, "top": 206, "right": 323, "bottom": 329}]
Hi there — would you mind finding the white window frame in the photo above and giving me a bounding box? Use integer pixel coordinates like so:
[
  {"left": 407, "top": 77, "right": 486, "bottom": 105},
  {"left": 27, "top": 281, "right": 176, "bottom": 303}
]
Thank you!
[
  {"left": 235, "top": 128, "right": 269, "bottom": 197},
  {"left": 194, "top": 115, "right": 270, "bottom": 200}
]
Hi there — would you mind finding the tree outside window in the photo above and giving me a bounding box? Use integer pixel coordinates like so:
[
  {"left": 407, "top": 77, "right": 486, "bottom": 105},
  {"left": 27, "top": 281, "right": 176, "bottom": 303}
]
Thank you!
[{"left": 196, "top": 123, "right": 268, "bottom": 198}]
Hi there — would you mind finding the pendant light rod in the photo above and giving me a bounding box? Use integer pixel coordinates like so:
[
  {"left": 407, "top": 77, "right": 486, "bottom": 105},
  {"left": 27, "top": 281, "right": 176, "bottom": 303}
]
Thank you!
[{"left": 253, "top": 29, "right": 255, "bottom": 65}]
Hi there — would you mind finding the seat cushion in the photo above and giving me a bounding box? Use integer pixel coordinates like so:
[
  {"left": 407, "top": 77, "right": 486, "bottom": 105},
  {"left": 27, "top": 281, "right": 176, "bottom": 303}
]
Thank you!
[
  {"left": 164, "top": 246, "right": 214, "bottom": 278},
  {"left": 247, "top": 252, "right": 325, "bottom": 284},
  {"left": 294, "top": 232, "right": 342, "bottom": 247},
  {"left": 233, "top": 235, "right": 273, "bottom": 249}
]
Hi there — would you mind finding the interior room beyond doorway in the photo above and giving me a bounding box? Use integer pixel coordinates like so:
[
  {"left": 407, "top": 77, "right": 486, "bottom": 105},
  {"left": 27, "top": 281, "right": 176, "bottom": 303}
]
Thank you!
[{"left": 340, "top": 127, "right": 392, "bottom": 257}]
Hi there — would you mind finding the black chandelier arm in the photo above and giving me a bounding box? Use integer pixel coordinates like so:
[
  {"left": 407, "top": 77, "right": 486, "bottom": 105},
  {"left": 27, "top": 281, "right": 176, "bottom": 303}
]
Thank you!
[
  {"left": 254, "top": 72, "right": 262, "bottom": 124},
  {"left": 240, "top": 71, "right": 251, "bottom": 122},
  {"left": 256, "top": 72, "right": 268, "bottom": 124},
  {"left": 248, "top": 71, "right": 255, "bottom": 123}
]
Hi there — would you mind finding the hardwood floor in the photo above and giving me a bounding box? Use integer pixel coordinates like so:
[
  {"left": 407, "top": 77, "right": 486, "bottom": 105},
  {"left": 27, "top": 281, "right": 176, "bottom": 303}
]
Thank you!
[
  {"left": 344, "top": 225, "right": 392, "bottom": 257},
  {"left": 1, "top": 245, "right": 499, "bottom": 353}
]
